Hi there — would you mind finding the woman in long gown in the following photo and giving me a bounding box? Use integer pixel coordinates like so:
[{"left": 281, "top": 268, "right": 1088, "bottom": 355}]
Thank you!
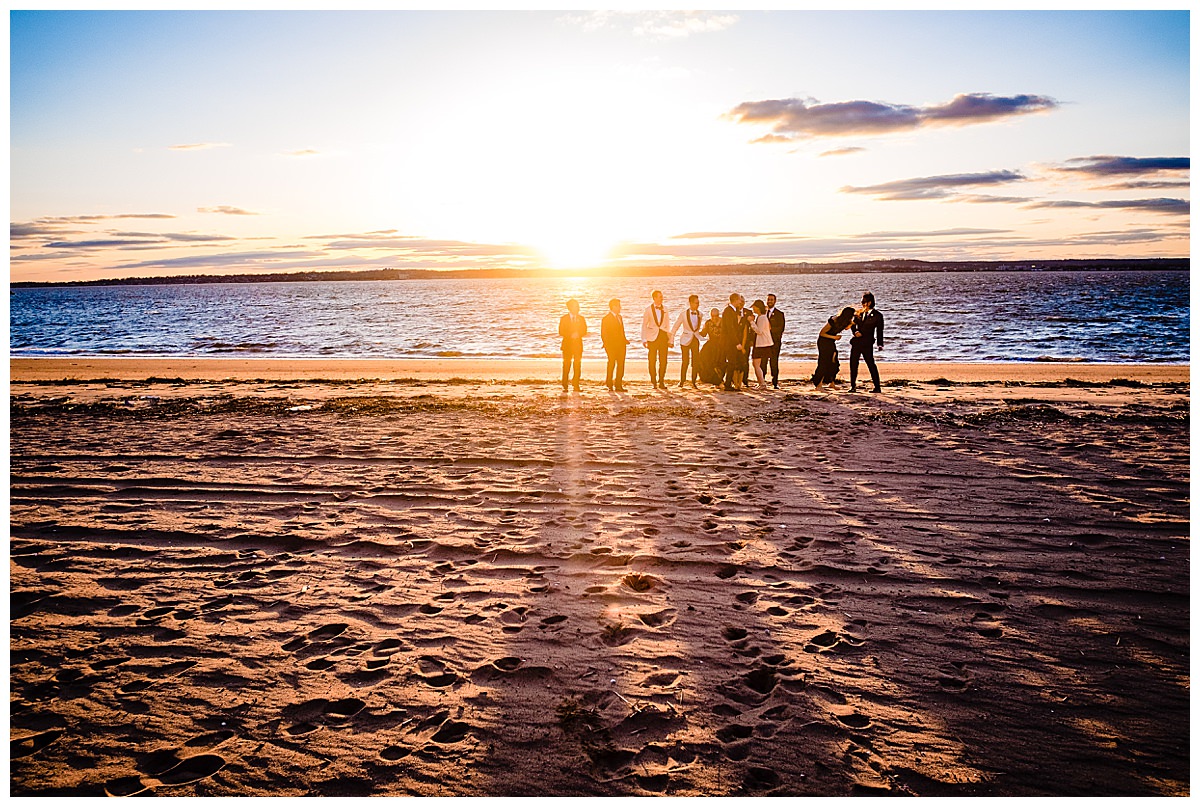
[
  {"left": 812, "top": 307, "right": 856, "bottom": 389},
  {"left": 698, "top": 308, "right": 724, "bottom": 385}
]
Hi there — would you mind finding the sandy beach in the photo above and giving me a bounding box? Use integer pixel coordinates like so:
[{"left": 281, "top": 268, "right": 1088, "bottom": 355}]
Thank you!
[{"left": 10, "top": 358, "right": 1190, "bottom": 796}]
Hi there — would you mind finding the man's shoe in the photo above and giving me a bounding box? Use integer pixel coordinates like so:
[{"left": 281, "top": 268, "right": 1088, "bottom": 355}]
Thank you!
[
  {"left": 772, "top": 383, "right": 779, "bottom": 389},
  {"left": 573, "top": 385, "right": 582, "bottom": 392},
  {"left": 871, "top": 387, "right": 882, "bottom": 393},
  {"left": 615, "top": 385, "right": 626, "bottom": 392}
]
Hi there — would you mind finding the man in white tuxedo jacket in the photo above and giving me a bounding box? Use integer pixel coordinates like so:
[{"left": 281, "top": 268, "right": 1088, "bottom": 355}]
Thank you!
[
  {"left": 670, "top": 294, "right": 704, "bottom": 388},
  {"left": 641, "top": 289, "right": 672, "bottom": 389}
]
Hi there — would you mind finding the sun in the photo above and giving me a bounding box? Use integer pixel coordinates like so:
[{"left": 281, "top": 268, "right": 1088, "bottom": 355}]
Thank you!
[{"left": 535, "top": 232, "right": 618, "bottom": 271}]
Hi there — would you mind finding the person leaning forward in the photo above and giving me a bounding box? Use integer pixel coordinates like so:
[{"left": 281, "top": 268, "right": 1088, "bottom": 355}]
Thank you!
[
  {"left": 559, "top": 298, "right": 586, "bottom": 392},
  {"left": 601, "top": 297, "right": 629, "bottom": 392},
  {"left": 641, "top": 290, "right": 672, "bottom": 389}
]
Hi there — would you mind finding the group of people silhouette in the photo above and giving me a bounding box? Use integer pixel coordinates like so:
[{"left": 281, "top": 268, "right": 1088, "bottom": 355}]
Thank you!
[{"left": 558, "top": 290, "right": 884, "bottom": 394}]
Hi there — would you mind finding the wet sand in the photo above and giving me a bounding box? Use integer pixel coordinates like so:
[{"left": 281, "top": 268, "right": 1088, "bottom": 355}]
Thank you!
[{"left": 10, "top": 358, "right": 1190, "bottom": 796}]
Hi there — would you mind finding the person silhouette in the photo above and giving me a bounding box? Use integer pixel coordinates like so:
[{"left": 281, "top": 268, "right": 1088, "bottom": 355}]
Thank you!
[
  {"left": 558, "top": 298, "right": 586, "bottom": 392},
  {"left": 640, "top": 290, "right": 672, "bottom": 389},
  {"left": 812, "top": 306, "right": 856, "bottom": 390},
  {"left": 720, "top": 293, "right": 745, "bottom": 391},
  {"left": 601, "top": 297, "right": 629, "bottom": 392},
  {"left": 765, "top": 293, "right": 785, "bottom": 388},
  {"left": 671, "top": 294, "right": 704, "bottom": 388},
  {"left": 849, "top": 291, "right": 885, "bottom": 393}
]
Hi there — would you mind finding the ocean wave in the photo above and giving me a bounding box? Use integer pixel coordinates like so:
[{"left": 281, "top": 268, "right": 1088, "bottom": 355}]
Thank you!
[
  {"left": 1029, "top": 356, "right": 1088, "bottom": 363},
  {"left": 199, "top": 342, "right": 281, "bottom": 353}
]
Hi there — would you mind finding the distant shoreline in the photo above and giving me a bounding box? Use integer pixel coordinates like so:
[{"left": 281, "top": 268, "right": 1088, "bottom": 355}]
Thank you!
[{"left": 10, "top": 258, "right": 1188, "bottom": 289}]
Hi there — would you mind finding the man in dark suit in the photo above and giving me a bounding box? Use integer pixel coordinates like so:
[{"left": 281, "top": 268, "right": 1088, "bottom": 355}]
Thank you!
[
  {"left": 849, "top": 291, "right": 884, "bottom": 393},
  {"left": 764, "top": 293, "right": 785, "bottom": 389},
  {"left": 600, "top": 298, "right": 629, "bottom": 392},
  {"left": 720, "top": 292, "right": 744, "bottom": 391},
  {"left": 559, "top": 298, "right": 586, "bottom": 392}
]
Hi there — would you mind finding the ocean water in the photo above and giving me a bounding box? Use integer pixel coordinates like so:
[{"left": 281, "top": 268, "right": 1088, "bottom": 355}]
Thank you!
[{"left": 9, "top": 270, "right": 1190, "bottom": 363}]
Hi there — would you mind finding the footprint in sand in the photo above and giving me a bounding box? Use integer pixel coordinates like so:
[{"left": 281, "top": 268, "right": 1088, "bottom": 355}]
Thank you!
[
  {"left": 379, "top": 744, "right": 413, "bottom": 761},
  {"left": 637, "top": 608, "right": 676, "bottom": 629},
  {"left": 744, "top": 766, "right": 781, "bottom": 791},
  {"left": 282, "top": 623, "right": 351, "bottom": 655},
  {"left": 722, "top": 626, "right": 749, "bottom": 642},
  {"left": 622, "top": 573, "right": 661, "bottom": 593},
  {"left": 283, "top": 696, "right": 366, "bottom": 735},
  {"left": 641, "top": 670, "right": 681, "bottom": 687},
  {"left": 117, "top": 660, "right": 198, "bottom": 695},
  {"left": 417, "top": 657, "right": 461, "bottom": 688},
  {"left": 305, "top": 657, "right": 337, "bottom": 671},
  {"left": 937, "top": 662, "right": 971, "bottom": 691},
  {"left": 499, "top": 607, "right": 529, "bottom": 633},
  {"left": 104, "top": 731, "right": 234, "bottom": 796},
  {"left": 803, "top": 630, "right": 866, "bottom": 654},
  {"left": 600, "top": 622, "right": 638, "bottom": 647},
  {"left": 539, "top": 614, "right": 568, "bottom": 629},
  {"left": 716, "top": 723, "right": 753, "bottom": 743},
  {"left": 11, "top": 729, "right": 65, "bottom": 759},
  {"left": 836, "top": 712, "right": 872, "bottom": 730}
]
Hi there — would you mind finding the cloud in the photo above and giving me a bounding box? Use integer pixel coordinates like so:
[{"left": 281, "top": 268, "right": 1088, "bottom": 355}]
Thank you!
[
  {"left": 841, "top": 170, "right": 1026, "bottom": 200},
  {"left": 198, "top": 206, "right": 259, "bottom": 216},
  {"left": 163, "top": 233, "right": 238, "bottom": 243},
  {"left": 728, "top": 93, "right": 1059, "bottom": 141},
  {"left": 11, "top": 214, "right": 175, "bottom": 243},
  {"left": 1026, "top": 198, "right": 1190, "bottom": 216},
  {"left": 169, "top": 142, "right": 232, "bottom": 150},
  {"left": 611, "top": 222, "right": 1187, "bottom": 264},
  {"left": 854, "top": 228, "right": 1012, "bottom": 239},
  {"left": 323, "top": 237, "right": 537, "bottom": 257},
  {"left": 11, "top": 222, "right": 84, "bottom": 240},
  {"left": 1055, "top": 155, "right": 1189, "bottom": 176},
  {"left": 957, "top": 194, "right": 1036, "bottom": 204},
  {"left": 44, "top": 239, "right": 159, "bottom": 249},
  {"left": 284, "top": 149, "right": 321, "bottom": 157},
  {"left": 304, "top": 229, "right": 404, "bottom": 241},
  {"left": 820, "top": 147, "right": 866, "bottom": 157},
  {"left": 1101, "top": 180, "right": 1191, "bottom": 190},
  {"left": 42, "top": 232, "right": 238, "bottom": 249},
  {"left": 671, "top": 231, "right": 791, "bottom": 239},
  {"left": 561, "top": 11, "right": 737, "bottom": 40},
  {"left": 115, "top": 249, "right": 326, "bottom": 271}
]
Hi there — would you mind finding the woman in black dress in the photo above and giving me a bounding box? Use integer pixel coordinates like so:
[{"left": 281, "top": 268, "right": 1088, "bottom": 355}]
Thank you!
[
  {"left": 698, "top": 307, "right": 724, "bottom": 385},
  {"left": 812, "top": 306, "right": 856, "bottom": 389}
]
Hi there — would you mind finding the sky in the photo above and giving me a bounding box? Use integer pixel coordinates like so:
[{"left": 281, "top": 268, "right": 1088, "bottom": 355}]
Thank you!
[{"left": 9, "top": 8, "right": 1192, "bottom": 282}]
